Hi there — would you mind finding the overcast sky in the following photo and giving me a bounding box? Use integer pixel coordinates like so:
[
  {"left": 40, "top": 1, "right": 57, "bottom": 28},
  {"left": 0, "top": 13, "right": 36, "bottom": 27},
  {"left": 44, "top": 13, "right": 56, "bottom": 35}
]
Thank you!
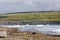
[{"left": 0, "top": 0, "right": 60, "bottom": 13}]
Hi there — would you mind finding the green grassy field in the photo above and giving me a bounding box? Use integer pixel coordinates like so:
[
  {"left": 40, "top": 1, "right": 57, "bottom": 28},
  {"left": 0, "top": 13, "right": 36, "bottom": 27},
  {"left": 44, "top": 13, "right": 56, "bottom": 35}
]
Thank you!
[{"left": 0, "top": 12, "right": 60, "bottom": 22}]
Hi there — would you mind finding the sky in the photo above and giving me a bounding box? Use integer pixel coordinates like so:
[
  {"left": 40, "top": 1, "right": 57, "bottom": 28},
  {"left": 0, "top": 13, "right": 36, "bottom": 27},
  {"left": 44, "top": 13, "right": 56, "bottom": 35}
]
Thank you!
[{"left": 0, "top": 0, "right": 60, "bottom": 13}]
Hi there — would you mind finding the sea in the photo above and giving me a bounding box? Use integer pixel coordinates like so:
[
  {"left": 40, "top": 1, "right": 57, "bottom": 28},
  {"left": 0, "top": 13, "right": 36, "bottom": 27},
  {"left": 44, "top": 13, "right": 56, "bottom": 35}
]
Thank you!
[{"left": 0, "top": 24, "right": 60, "bottom": 35}]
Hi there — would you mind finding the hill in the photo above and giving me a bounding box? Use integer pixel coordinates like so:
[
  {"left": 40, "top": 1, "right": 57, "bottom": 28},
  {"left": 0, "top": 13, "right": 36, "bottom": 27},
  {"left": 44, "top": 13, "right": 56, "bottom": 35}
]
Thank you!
[{"left": 0, "top": 11, "right": 60, "bottom": 25}]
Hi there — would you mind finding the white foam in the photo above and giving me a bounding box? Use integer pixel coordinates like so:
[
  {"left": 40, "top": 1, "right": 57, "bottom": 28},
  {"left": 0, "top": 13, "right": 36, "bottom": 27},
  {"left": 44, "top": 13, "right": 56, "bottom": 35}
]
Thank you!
[{"left": 1, "top": 25, "right": 60, "bottom": 35}]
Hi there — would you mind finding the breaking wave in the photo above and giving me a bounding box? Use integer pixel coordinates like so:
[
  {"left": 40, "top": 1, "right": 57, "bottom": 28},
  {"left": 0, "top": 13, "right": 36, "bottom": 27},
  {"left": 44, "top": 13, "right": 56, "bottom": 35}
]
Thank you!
[{"left": 1, "top": 24, "right": 60, "bottom": 35}]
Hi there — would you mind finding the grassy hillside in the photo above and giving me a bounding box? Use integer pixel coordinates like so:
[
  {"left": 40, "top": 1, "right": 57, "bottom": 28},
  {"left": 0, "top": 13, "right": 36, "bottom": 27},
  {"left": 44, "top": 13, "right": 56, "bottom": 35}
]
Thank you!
[{"left": 0, "top": 12, "right": 60, "bottom": 22}]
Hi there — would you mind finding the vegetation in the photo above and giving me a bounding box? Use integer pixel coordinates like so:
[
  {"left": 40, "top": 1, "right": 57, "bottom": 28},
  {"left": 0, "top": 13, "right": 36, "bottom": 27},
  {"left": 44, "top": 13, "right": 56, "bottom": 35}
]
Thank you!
[
  {"left": 0, "top": 12, "right": 60, "bottom": 22},
  {"left": 0, "top": 16, "right": 7, "bottom": 18}
]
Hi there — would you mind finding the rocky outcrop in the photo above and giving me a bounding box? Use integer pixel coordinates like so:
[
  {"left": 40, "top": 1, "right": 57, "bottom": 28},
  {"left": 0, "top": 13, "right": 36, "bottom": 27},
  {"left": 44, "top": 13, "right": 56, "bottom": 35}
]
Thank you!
[{"left": 0, "top": 30, "right": 7, "bottom": 38}]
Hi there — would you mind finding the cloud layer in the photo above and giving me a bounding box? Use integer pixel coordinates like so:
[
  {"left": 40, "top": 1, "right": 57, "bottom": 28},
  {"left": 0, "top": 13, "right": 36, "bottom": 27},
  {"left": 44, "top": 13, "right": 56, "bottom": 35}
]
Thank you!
[{"left": 0, "top": 0, "right": 60, "bottom": 13}]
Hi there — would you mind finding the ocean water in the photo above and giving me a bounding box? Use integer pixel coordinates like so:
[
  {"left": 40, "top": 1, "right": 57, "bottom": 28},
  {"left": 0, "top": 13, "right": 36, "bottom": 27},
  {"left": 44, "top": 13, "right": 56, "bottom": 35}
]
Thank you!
[{"left": 1, "top": 24, "right": 60, "bottom": 35}]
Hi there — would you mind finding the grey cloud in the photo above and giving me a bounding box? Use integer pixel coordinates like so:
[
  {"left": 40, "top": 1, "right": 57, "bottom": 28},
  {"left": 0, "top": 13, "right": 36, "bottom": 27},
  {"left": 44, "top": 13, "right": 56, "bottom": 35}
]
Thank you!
[{"left": 0, "top": 0, "right": 60, "bottom": 13}]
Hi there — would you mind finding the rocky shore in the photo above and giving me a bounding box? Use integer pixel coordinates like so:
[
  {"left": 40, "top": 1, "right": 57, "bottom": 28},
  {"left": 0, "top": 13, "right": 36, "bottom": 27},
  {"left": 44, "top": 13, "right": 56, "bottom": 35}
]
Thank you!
[{"left": 0, "top": 31, "right": 60, "bottom": 40}]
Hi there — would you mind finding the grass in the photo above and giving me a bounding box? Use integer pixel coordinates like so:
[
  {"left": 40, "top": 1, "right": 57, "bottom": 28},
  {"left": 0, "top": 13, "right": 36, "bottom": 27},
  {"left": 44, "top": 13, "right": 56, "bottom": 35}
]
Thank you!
[{"left": 0, "top": 12, "right": 60, "bottom": 22}]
